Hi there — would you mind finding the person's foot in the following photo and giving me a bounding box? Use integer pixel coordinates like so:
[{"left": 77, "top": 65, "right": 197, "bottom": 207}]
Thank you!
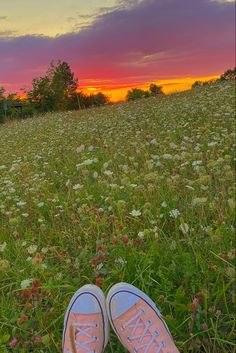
[
  {"left": 106, "top": 283, "right": 180, "bottom": 353},
  {"left": 62, "top": 284, "right": 109, "bottom": 353}
]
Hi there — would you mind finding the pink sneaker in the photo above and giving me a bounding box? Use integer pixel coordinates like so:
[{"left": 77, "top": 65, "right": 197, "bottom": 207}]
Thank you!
[
  {"left": 62, "top": 285, "right": 109, "bottom": 353},
  {"left": 106, "top": 283, "right": 180, "bottom": 353}
]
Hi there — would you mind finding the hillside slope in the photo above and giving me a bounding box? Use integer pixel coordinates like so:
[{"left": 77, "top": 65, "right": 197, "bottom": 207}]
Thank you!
[{"left": 0, "top": 82, "right": 235, "bottom": 352}]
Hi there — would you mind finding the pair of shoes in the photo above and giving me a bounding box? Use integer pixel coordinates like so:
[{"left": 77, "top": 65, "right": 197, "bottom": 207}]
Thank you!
[{"left": 62, "top": 283, "right": 180, "bottom": 353}]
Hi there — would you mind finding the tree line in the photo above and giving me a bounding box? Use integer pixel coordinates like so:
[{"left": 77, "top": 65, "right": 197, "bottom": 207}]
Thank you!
[
  {"left": 192, "top": 67, "right": 236, "bottom": 88},
  {"left": 126, "top": 83, "right": 164, "bottom": 101},
  {"left": 0, "top": 64, "right": 235, "bottom": 123},
  {"left": 0, "top": 60, "right": 165, "bottom": 122},
  {"left": 0, "top": 61, "right": 109, "bottom": 122}
]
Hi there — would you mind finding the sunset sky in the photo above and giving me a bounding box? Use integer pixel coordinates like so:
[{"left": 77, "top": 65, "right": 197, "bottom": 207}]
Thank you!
[{"left": 0, "top": 0, "right": 235, "bottom": 101}]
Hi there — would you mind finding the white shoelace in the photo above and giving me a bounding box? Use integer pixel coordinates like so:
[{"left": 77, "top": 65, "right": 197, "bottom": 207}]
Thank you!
[
  {"left": 70, "top": 322, "right": 98, "bottom": 353},
  {"left": 122, "top": 310, "right": 166, "bottom": 353}
]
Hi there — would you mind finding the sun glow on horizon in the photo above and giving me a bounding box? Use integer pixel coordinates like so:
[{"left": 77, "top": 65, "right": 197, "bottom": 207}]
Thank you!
[
  {"left": 6, "top": 75, "right": 221, "bottom": 103},
  {"left": 80, "top": 75, "right": 220, "bottom": 102}
]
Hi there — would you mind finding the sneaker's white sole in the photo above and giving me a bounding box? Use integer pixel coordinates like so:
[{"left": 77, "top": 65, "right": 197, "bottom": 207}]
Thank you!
[
  {"left": 106, "top": 282, "right": 171, "bottom": 337},
  {"left": 62, "top": 284, "right": 109, "bottom": 351}
]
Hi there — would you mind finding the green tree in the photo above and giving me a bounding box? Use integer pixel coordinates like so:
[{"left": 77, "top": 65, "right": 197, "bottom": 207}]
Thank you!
[
  {"left": 67, "top": 91, "right": 109, "bottom": 110},
  {"left": 220, "top": 67, "right": 236, "bottom": 81},
  {"left": 0, "top": 87, "right": 5, "bottom": 101},
  {"left": 0, "top": 87, "right": 5, "bottom": 122},
  {"left": 89, "top": 92, "right": 110, "bottom": 107},
  {"left": 192, "top": 79, "right": 218, "bottom": 89},
  {"left": 29, "top": 75, "right": 55, "bottom": 112},
  {"left": 192, "top": 81, "right": 203, "bottom": 89},
  {"left": 149, "top": 83, "right": 164, "bottom": 96},
  {"left": 126, "top": 88, "right": 150, "bottom": 101},
  {"left": 203, "top": 79, "right": 217, "bottom": 86},
  {"left": 28, "top": 61, "right": 78, "bottom": 112},
  {"left": 49, "top": 61, "right": 78, "bottom": 110}
]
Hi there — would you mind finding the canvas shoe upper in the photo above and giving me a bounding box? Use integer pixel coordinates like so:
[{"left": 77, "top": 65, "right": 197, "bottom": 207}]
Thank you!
[
  {"left": 62, "top": 285, "right": 109, "bottom": 353},
  {"left": 106, "top": 283, "right": 180, "bottom": 353}
]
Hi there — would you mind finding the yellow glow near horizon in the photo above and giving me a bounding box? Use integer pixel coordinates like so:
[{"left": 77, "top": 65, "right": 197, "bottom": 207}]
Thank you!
[{"left": 80, "top": 75, "right": 220, "bottom": 102}]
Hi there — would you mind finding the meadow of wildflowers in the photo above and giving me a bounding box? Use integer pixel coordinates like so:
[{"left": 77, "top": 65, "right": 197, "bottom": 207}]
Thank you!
[{"left": 0, "top": 82, "right": 235, "bottom": 352}]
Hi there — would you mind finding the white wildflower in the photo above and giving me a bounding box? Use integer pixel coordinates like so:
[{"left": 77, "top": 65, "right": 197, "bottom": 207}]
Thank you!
[
  {"left": 130, "top": 209, "right": 141, "bottom": 217},
  {"left": 169, "top": 209, "right": 181, "bottom": 218},
  {"left": 20, "top": 279, "right": 32, "bottom": 289},
  {"left": 82, "top": 159, "right": 94, "bottom": 166},
  {"left": 73, "top": 184, "right": 83, "bottom": 190},
  {"left": 192, "top": 160, "right": 202, "bottom": 167},
  {"left": 150, "top": 139, "right": 157, "bottom": 145},
  {"left": 104, "top": 170, "right": 113, "bottom": 176},
  {"left": 27, "top": 245, "right": 37, "bottom": 254},
  {"left": 93, "top": 171, "right": 98, "bottom": 179},
  {"left": 162, "top": 154, "right": 172, "bottom": 160},
  {"left": 115, "top": 257, "right": 127, "bottom": 265},
  {"left": 17, "top": 201, "right": 26, "bottom": 207},
  {"left": 76, "top": 145, "right": 85, "bottom": 153},
  {"left": 138, "top": 231, "right": 144, "bottom": 238},
  {"left": 0, "top": 242, "right": 7, "bottom": 252},
  {"left": 208, "top": 141, "right": 217, "bottom": 147}
]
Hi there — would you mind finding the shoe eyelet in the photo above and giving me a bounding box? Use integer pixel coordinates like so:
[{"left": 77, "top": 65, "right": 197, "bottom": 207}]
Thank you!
[
  {"left": 127, "top": 336, "right": 131, "bottom": 342},
  {"left": 161, "top": 341, "right": 165, "bottom": 347}
]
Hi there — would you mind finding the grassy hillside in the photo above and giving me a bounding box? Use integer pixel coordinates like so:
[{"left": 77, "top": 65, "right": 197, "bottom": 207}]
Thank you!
[{"left": 0, "top": 82, "right": 235, "bottom": 352}]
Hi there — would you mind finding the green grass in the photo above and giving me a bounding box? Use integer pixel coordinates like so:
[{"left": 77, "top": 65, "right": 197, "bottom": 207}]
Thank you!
[{"left": 0, "top": 82, "right": 235, "bottom": 352}]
